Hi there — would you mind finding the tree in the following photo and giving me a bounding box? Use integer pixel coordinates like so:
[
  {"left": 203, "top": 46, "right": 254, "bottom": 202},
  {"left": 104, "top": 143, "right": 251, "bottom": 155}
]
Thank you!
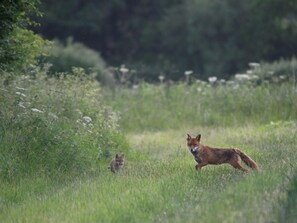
[
  {"left": 0, "top": 0, "right": 46, "bottom": 72},
  {"left": 33, "top": 0, "right": 297, "bottom": 81}
]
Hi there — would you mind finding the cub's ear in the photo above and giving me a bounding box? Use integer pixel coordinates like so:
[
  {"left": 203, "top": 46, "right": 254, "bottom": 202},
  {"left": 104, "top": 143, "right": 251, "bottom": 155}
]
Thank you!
[
  {"left": 187, "top": 134, "right": 191, "bottom": 140},
  {"left": 115, "top": 154, "right": 119, "bottom": 158},
  {"left": 121, "top": 154, "right": 125, "bottom": 158},
  {"left": 196, "top": 134, "right": 201, "bottom": 141}
]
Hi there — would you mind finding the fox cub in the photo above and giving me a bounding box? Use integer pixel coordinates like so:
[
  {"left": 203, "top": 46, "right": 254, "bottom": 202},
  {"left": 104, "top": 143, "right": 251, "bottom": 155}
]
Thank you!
[{"left": 109, "top": 154, "right": 125, "bottom": 173}]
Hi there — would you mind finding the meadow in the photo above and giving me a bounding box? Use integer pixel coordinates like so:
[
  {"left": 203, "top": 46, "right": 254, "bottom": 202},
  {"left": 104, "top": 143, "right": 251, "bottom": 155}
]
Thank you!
[{"left": 1, "top": 65, "right": 297, "bottom": 222}]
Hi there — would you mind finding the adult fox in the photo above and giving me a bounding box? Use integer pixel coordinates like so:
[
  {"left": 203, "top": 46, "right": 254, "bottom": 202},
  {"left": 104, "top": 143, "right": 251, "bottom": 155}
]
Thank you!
[{"left": 187, "top": 134, "right": 258, "bottom": 172}]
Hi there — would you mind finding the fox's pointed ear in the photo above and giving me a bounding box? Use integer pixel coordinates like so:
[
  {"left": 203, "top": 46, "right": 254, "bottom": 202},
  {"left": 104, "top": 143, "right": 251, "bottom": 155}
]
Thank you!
[
  {"left": 187, "top": 134, "right": 191, "bottom": 140},
  {"left": 196, "top": 134, "right": 201, "bottom": 141}
]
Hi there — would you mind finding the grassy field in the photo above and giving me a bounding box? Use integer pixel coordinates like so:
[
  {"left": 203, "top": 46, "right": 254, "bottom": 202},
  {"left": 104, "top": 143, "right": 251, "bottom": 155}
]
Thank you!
[
  {"left": 1, "top": 123, "right": 297, "bottom": 222},
  {"left": 1, "top": 70, "right": 297, "bottom": 222}
]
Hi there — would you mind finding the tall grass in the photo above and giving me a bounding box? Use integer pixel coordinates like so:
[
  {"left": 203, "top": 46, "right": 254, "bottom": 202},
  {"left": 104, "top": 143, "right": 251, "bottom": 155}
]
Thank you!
[
  {"left": 1, "top": 124, "right": 296, "bottom": 222},
  {"left": 1, "top": 61, "right": 297, "bottom": 222},
  {"left": 103, "top": 81, "right": 297, "bottom": 132},
  {"left": 0, "top": 68, "right": 129, "bottom": 182}
]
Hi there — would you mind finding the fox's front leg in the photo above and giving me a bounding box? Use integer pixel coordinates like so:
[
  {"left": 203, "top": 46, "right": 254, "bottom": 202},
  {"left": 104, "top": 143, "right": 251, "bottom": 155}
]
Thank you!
[{"left": 195, "top": 162, "right": 208, "bottom": 170}]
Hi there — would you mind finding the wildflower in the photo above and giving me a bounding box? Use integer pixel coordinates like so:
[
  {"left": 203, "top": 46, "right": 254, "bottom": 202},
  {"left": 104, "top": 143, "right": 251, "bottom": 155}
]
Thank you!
[
  {"left": 18, "top": 102, "right": 26, "bottom": 109},
  {"left": 158, "top": 75, "right": 165, "bottom": 84},
  {"left": 279, "top": 75, "right": 286, "bottom": 80},
  {"left": 235, "top": 74, "right": 250, "bottom": 81},
  {"left": 15, "top": 87, "right": 26, "bottom": 91},
  {"left": 31, "top": 108, "right": 44, "bottom": 113},
  {"left": 82, "top": 116, "right": 92, "bottom": 124},
  {"left": 119, "top": 64, "right": 129, "bottom": 73},
  {"left": 184, "top": 70, "right": 192, "bottom": 84},
  {"left": 248, "top": 62, "right": 260, "bottom": 69},
  {"left": 184, "top": 70, "right": 193, "bottom": 76},
  {"left": 250, "top": 75, "right": 259, "bottom": 80},
  {"left": 16, "top": 92, "right": 26, "bottom": 97},
  {"left": 208, "top": 76, "right": 217, "bottom": 84},
  {"left": 132, "top": 84, "right": 139, "bottom": 90}
]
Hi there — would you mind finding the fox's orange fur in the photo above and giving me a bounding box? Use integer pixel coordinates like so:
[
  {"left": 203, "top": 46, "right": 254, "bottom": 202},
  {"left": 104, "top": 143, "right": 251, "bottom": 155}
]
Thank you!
[{"left": 186, "top": 134, "right": 258, "bottom": 172}]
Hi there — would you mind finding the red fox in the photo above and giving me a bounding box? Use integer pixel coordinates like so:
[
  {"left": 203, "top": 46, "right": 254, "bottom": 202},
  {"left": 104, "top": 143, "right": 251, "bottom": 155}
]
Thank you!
[
  {"left": 109, "top": 154, "right": 125, "bottom": 173},
  {"left": 186, "top": 134, "right": 258, "bottom": 172}
]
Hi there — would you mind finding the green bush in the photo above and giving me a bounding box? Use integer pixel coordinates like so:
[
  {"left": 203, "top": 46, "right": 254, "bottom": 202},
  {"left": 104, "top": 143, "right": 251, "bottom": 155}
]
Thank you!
[
  {"left": 0, "top": 0, "right": 46, "bottom": 72},
  {"left": 0, "top": 28, "right": 48, "bottom": 72},
  {"left": 0, "top": 68, "right": 129, "bottom": 181},
  {"left": 42, "top": 38, "right": 115, "bottom": 86}
]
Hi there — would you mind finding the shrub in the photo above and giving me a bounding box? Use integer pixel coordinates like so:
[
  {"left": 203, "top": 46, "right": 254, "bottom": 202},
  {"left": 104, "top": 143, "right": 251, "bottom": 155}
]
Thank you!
[
  {"left": 0, "top": 0, "right": 47, "bottom": 72},
  {"left": 42, "top": 38, "right": 115, "bottom": 86},
  {"left": 0, "top": 68, "right": 128, "bottom": 181}
]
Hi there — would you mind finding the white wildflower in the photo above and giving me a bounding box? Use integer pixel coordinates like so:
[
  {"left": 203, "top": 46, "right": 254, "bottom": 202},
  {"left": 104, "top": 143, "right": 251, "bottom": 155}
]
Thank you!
[
  {"left": 246, "top": 70, "right": 253, "bottom": 75},
  {"left": 119, "top": 65, "right": 129, "bottom": 73},
  {"left": 158, "top": 75, "right": 165, "bottom": 83},
  {"left": 31, "top": 108, "right": 44, "bottom": 113},
  {"left": 15, "top": 87, "right": 26, "bottom": 91},
  {"left": 248, "top": 62, "right": 260, "bottom": 68},
  {"left": 235, "top": 74, "right": 250, "bottom": 81},
  {"left": 82, "top": 116, "right": 92, "bottom": 124},
  {"left": 196, "top": 80, "right": 207, "bottom": 85},
  {"left": 132, "top": 84, "right": 139, "bottom": 90},
  {"left": 18, "top": 102, "right": 26, "bottom": 109},
  {"left": 250, "top": 75, "right": 259, "bottom": 80},
  {"left": 184, "top": 70, "right": 193, "bottom": 76},
  {"left": 16, "top": 92, "right": 26, "bottom": 97},
  {"left": 279, "top": 75, "right": 286, "bottom": 80},
  {"left": 208, "top": 76, "right": 217, "bottom": 83}
]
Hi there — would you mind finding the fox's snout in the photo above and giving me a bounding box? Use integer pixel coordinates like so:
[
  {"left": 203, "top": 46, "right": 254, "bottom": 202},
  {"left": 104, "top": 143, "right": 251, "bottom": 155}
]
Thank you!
[{"left": 190, "top": 146, "right": 199, "bottom": 153}]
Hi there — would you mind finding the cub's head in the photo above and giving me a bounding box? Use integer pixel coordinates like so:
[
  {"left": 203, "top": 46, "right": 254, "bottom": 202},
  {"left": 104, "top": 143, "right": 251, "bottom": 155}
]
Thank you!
[
  {"left": 186, "top": 134, "right": 201, "bottom": 153},
  {"left": 115, "top": 154, "right": 125, "bottom": 167}
]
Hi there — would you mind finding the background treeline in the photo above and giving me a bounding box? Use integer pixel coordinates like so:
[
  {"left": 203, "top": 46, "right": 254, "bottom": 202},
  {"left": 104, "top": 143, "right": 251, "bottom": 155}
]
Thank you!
[{"left": 33, "top": 0, "right": 297, "bottom": 81}]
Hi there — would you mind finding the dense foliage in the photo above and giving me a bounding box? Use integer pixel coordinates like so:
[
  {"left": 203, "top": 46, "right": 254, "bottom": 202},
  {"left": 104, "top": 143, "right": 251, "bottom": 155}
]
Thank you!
[
  {"left": 0, "top": 69, "right": 129, "bottom": 181},
  {"left": 0, "top": 0, "right": 47, "bottom": 72},
  {"left": 42, "top": 38, "right": 115, "bottom": 86},
  {"left": 33, "top": 0, "right": 297, "bottom": 80}
]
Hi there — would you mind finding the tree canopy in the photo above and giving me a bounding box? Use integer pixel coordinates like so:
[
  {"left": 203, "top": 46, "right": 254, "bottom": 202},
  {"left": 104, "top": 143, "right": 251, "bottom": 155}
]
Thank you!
[
  {"left": 0, "top": 0, "right": 46, "bottom": 72},
  {"left": 29, "top": 0, "right": 297, "bottom": 80}
]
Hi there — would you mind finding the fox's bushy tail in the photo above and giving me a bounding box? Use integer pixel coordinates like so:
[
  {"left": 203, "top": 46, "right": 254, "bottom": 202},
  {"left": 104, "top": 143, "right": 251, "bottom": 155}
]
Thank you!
[{"left": 237, "top": 149, "right": 259, "bottom": 170}]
